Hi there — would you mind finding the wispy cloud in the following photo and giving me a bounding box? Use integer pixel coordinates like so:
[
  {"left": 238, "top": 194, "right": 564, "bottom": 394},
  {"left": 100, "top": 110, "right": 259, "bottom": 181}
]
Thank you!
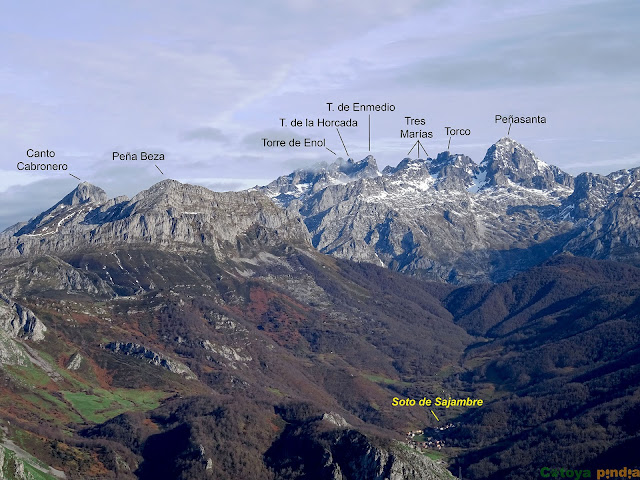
[
  {"left": 563, "top": 152, "right": 640, "bottom": 173},
  {"left": 180, "top": 127, "right": 229, "bottom": 143}
]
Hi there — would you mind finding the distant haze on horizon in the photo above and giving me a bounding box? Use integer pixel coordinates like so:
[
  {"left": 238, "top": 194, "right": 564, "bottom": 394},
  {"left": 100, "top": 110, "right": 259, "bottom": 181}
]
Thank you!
[{"left": 1, "top": 0, "right": 638, "bottom": 231}]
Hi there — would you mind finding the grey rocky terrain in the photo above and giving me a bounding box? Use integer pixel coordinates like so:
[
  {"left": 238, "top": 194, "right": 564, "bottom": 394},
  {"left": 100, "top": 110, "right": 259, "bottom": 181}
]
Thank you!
[
  {"left": 2, "top": 138, "right": 639, "bottom": 284},
  {"left": 260, "top": 137, "right": 640, "bottom": 282},
  {"left": 0, "top": 138, "right": 638, "bottom": 479},
  {"left": 0, "top": 179, "right": 308, "bottom": 260}
]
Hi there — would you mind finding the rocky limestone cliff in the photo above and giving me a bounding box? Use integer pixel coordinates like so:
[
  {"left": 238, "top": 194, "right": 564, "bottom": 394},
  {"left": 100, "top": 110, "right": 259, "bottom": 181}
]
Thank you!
[
  {"left": 564, "top": 194, "right": 640, "bottom": 261},
  {"left": 103, "top": 341, "right": 196, "bottom": 379},
  {"left": 0, "top": 180, "right": 310, "bottom": 260},
  {"left": 0, "top": 254, "right": 115, "bottom": 298},
  {"left": 268, "top": 426, "right": 453, "bottom": 480},
  {"left": 3, "top": 139, "right": 639, "bottom": 284},
  {"left": 327, "top": 433, "right": 453, "bottom": 480},
  {"left": 264, "top": 139, "right": 576, "bottom": 282},
  {"left": 0, "top": 293, "right": 46, "bottom": 366},
  {"left": 66, "top": 352, "right": 83, "bottom": 371},
  {"left": 481, "top": 137, "right": 574, "bottom": 190},
  {"left": 566, "top": 167, "right": 640, "bottom": 219},
  {"left": 260, "top": 137, "right": 640, "bottom": 282},
  {"left": 0, "top": 293, "right": 46, "bottom": 342}
]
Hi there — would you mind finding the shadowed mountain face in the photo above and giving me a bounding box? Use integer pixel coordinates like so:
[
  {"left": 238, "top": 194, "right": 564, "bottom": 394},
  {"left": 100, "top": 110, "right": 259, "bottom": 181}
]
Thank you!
[{"left": 436, "top": 255, "right": 640, "bottom": 479}]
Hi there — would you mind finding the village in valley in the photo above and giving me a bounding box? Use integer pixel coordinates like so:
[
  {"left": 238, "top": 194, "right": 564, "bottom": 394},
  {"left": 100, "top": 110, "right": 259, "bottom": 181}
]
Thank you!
[{"left": 405, "top": 423, "right": 456, "bottom": 452}]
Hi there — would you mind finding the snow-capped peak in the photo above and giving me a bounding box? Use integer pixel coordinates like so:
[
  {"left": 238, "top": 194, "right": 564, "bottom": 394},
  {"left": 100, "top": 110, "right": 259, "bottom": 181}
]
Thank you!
[{"left": 482, "top": 138, "right": 573, "bottom": 191}]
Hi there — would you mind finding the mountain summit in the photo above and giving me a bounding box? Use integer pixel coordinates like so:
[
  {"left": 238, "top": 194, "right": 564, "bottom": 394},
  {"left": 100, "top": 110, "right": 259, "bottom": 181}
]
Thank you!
[
  {"left": 62, "top": 181, "right": 109, "bottom": 206},
  {"left": 1, "top": 180, "right": 308, "bottom": 259},
  {"left": 13, "top": 182, "right": 111, "bottom": 237},
  {"left": 260, "top": 155, "right": 380, "bottom": 207},
  {"left": 481, "top": 137, "right": 574, "bottom": 190},
  {"left": 3, "top": 138, "right": 640, "bottom": 282},
  {"left": 259, "top": 138, "right": 640, "bottom": 282}
]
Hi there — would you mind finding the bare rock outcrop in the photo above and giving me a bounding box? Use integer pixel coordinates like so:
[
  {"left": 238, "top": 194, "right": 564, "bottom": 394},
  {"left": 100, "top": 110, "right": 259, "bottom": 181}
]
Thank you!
[
  {"left": 66, "top": 352, "right": 83, "bottom": 370},
  {"left": 0, "top": 180, "right": 310, "bottom": 260},
  {"left": 322, "top": 412, "right": 350, "bottom": 428},
  {"left": 0, "top": 293, "right": 46, "bottom": 341},
  {"left": 103, "top": 341, "right": 196, "bottom": 379},
  {"left": 327, "top": 431, "right": 453, "bottom": 480}
]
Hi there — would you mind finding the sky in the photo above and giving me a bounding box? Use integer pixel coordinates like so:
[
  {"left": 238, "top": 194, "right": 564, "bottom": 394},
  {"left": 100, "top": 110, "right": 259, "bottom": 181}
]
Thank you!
[{"left": 1, "top": 0, "right": 639, "bottom": 230}]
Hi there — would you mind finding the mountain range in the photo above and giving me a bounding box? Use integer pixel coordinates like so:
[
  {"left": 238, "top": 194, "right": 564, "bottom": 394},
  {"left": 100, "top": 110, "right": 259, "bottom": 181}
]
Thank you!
[
  {"left": 4, "top": 137, "right": 638, "bottom": 284},
  {"left": 259, "top": 137, "right": 640, "bottom": 282},
  {"left": 0, "top": 138, "right": 638, "bottom": 479}
]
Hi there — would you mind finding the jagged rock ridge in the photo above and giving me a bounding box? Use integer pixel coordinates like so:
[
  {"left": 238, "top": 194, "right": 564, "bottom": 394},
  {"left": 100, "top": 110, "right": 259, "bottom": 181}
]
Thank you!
[
  {"left": 3, "top": 138, "right": 639, "bottom": 283},
  {"left": 260, "top": 137, "right": 640, "bottom": 282},
  {"left": 261, "top": 155, "right": 381, "bottom": 207},
  {"left": 0, "top": 179, "right": 309, "bottom": 260},
  {"left": 103, "top": 342, "right": 197, "bottom": 379},
  {"left": 0, "top": 293, "right": 47, "bottom": 342},
  {"left": 0, "top": 293, "right": 47, "bottom": 366}
]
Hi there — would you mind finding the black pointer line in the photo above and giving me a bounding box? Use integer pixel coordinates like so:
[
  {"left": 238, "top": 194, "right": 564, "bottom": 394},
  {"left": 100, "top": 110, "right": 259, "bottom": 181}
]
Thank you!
[
  {"left": 336, "top": 128, "right": 349, "bottom": 157},
  {"left": 69, "top": 173, "right": 81, "bottom": 180},
  {"left": 326, "top": 147, "right": 337, "bottom": 155},
  {"left": 508, "top": 123, "right": 512, "bottom": 136},
  {"left": 368, "top": 114, "right": 371, "bottom": 152},
  {"left": 407, "top": 140, "right": 418, "bottom": 156},
  {"left": 155, "top": 165, "right": 164, "bottom": 175},
  {"left": 418, "top": 140, "right": 428, "bottom": 158},
  {"left": 448, "top": 136, "right": 452, "bottom": 151}
]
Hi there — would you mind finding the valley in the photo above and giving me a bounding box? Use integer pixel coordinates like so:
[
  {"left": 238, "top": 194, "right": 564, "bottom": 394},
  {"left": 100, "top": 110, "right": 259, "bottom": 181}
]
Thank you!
[{"left": 0, "top": 138, "right": 638, "bottom": 479}]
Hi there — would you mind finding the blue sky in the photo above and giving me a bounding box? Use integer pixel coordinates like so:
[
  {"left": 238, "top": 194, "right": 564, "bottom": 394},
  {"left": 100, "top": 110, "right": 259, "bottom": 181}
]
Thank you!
[{"left": 1, "top": 0, "right": 639, "bottom": 230}]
